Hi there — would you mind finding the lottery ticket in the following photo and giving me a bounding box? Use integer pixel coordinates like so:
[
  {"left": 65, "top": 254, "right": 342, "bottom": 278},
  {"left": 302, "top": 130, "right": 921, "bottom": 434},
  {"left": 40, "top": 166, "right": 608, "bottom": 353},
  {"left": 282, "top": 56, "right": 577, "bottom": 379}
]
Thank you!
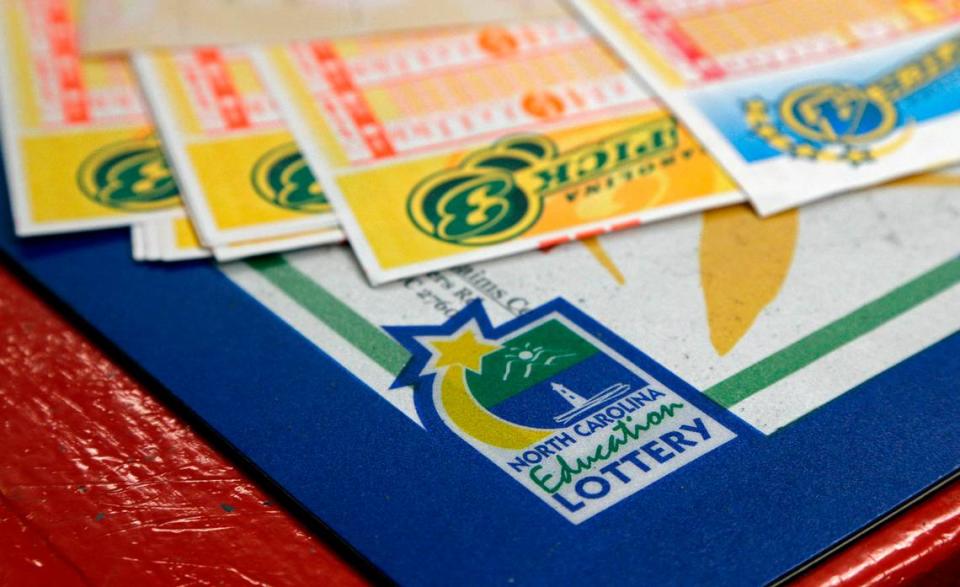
[
  {"left": 212, "top": 227, "right": 344, "bottom": 262},
  {"left": 0, "top": 0, "right": 180, "bottom": 236},
  {"left": 130, "top": 223, "right": 148, "bottom": 261},
  {"left": 135, "top": 214, "right": 208, "bottom": 261},
  {"left": 134, "top": 47, "right": 340, "bottom": 250},
  {"left": 573, "top": 0, "right": 960, "bottom": 214},
  {"left": 79, "top": 0, "right": 565, "bottom": 54},
  {"left": 132, "top": 211, "right": 344, "bottom": 262},
  {"left": 257, "top": 18, "right": 742, "bottom": 284}
]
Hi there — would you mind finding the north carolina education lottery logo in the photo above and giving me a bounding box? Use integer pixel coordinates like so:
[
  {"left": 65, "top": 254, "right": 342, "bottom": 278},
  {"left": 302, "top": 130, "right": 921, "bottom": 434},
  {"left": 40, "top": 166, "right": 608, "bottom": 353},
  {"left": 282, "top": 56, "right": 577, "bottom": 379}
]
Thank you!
[
  {"left": 77, "top": 136, "right": 180, "bottom": 211},
  {"left": 406, "top": 117, "right": 683, "bottom": 247},
  {"left": 744, "top": 34, "right": 960, "bottom": 165},
  {"left": 389, "top": 300, "right": 735, "bottom": 524},
  {"left": 251, "top": 142, "right": 329, "bottom": 213}
]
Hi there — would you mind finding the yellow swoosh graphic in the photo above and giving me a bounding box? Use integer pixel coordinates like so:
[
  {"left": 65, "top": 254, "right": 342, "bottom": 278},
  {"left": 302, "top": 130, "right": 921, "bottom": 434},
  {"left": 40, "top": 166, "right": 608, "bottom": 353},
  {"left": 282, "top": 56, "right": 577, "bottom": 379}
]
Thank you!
[
  {"left": 700, "top": 205, "right": 798, "bottom": 356},
  {"left": 440, "top": 365, "right": 552, "bottom": 450},
  {"left": 582, "top": 236, "right": 625, "bottom": 285}
]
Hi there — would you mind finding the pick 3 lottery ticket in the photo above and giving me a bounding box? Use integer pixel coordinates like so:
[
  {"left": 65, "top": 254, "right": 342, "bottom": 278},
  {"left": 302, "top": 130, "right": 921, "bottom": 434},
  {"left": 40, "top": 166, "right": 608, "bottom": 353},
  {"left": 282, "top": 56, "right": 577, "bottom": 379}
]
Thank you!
[
  {"left": 131, "top": 210, "right": 342, "bottom": 263},
  {"left": 133, "top": 46, "right": 343, "bottom": 252},
  {"left": 0, "top": 0, "right": 180, "bottom": 236},
  {"left": 256, "top": 18, "right": 742, "bottom": 285},
  {"left": 573, "top": 0, "right": 960, "bottom": 214}
]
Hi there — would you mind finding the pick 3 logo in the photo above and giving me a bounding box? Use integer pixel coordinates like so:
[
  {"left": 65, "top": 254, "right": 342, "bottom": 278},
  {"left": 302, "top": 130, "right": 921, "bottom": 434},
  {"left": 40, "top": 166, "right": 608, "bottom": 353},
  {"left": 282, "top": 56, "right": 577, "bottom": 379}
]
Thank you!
[
  {"left": 406, "top": 118, "right": 678, "bottom": 246},
  {"left": 251, "top": 142, "right": 329, "bottom": 213},
  {"left": 77, "top": 136, "right": 180, "bottom": 211},
  {"left": 745, "top": 34, "right": 960, "bottom": 164},
  {"left": 389, "top": 300, "right": 735, "bottom": 524}
]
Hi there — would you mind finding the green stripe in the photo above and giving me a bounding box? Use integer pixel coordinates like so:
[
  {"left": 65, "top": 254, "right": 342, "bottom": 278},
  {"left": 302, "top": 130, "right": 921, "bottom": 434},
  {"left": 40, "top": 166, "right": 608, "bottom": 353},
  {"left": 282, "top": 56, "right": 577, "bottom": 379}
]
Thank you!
[
  {"left": 246, "top": 255, "right": 410, "bottom": 375},
  {"left": 705, "top": 257, "right": 960, "bottom": 408},
  {"left": 247, "top": 253, "right": 959, "bottom": 409}
]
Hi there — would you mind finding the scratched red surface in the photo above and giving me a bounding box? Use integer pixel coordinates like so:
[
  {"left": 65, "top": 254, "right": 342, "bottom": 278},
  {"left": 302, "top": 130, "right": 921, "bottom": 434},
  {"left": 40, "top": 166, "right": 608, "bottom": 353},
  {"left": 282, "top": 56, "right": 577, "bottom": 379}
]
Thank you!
[
  {"left": 0, "top": 264, "right": 369, "bottom": 586},
  {"left": 792, "top": 477, "right": 960, "bottom": 586},
  {"left": 1, "top": 260, "right": 959, "bottom": 585}
]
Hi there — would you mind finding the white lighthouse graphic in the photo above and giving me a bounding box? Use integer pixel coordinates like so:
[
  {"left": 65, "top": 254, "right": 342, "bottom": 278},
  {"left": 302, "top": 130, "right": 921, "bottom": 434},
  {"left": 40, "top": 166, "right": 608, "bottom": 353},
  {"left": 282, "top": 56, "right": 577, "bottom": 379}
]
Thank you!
[{"left": 550, "top": 380, "right": 633, "bottom": 425}]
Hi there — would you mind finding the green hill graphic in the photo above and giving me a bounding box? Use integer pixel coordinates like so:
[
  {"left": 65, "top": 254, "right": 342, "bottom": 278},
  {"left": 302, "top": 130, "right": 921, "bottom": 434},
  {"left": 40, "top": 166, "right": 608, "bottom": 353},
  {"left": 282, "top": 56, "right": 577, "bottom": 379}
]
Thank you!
[{"left": 466, "top": 319, "right": 598, "bottom": 409}]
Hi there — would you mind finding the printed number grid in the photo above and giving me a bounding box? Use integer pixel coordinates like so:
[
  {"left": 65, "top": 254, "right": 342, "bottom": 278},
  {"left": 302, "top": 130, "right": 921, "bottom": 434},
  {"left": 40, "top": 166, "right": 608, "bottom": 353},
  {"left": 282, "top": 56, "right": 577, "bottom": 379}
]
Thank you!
[
  {"left": 23, "top": 0, "right": 144, "bottom": 127},
  {"left": 177, "top": 49, "right": 283, "bottom": 135},
  {"left": 619, "top": 0, "right": 960, "bottom": 83},
  {"left": 293, "top": 21, "right": 654, "bottom": 163}
]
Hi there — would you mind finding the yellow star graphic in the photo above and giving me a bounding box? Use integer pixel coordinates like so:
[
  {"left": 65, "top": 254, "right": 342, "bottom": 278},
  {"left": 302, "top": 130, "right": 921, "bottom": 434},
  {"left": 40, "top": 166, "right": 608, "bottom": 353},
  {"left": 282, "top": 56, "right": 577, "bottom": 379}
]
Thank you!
[
  {"left": 427, "top": 328, "right": 500, "bottom": 373},
  {"left": 792, "top": 144, "right": 818, "bottom": 159},
  {"left": 845, "top": 149, "right": 871, "bottom": 164}
]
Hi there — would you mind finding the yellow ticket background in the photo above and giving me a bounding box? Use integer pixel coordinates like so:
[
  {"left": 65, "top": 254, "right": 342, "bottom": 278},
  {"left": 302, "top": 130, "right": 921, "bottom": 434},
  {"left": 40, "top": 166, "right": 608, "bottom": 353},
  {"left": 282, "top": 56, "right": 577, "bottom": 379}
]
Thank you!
[
  {"left": 136, "top": 47, "right": 335, "bottom": 246},
  {"left": 260, "top": 19, "right": 741, "bottom": 283},
  {"left": 173, "top": 215, "right": 205, "bottom": 253},
  {"left": 0, "top": 0, "right": 180, "bottom": 235}
]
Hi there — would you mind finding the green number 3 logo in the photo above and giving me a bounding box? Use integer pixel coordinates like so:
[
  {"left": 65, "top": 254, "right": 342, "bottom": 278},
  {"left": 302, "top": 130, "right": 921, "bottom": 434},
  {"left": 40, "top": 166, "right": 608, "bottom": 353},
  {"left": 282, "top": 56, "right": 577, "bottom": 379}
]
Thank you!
[
  {"left": 77, "top": 136, "right": 179, "bottom": 211},
  {"left": 407, "top": 136, "right": 553, "bottom": 246}
]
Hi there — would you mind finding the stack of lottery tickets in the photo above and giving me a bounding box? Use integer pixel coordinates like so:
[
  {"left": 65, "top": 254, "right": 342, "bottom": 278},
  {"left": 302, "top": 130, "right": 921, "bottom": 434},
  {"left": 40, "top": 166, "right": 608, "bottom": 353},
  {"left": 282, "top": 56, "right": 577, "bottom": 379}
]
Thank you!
[{"left": 2, "top": 0, "right": 959, "bottom": 285}]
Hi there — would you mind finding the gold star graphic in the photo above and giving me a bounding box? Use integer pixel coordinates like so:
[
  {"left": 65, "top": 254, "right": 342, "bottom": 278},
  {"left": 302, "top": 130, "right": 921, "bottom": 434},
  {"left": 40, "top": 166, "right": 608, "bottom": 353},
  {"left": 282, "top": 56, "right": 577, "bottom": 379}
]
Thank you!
[
  {"left": 792, "top": 144, "right": 818, "bottom": 159},
  {"left": 845, "top": 149, "right": 872, "bottom": 164},
  {"left": 426, "top": 328, "right": 500, "bottom": 373}
]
